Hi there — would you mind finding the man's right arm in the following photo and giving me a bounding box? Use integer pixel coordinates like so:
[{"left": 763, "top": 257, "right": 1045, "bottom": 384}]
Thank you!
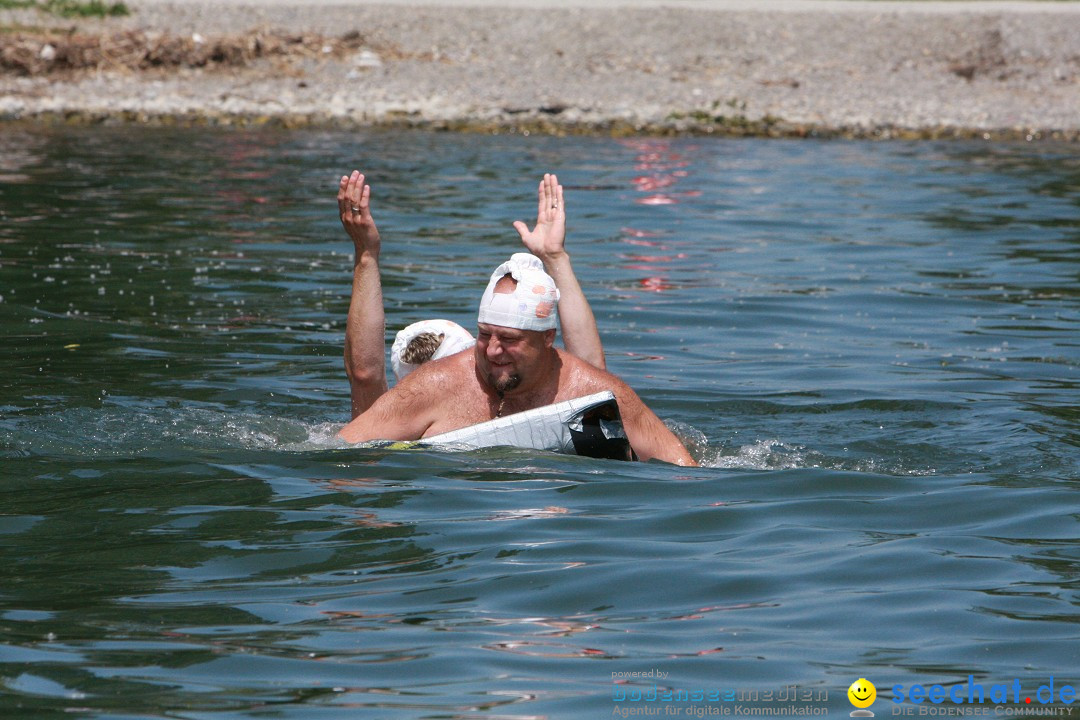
[{"left": 338, "top": 374, "right": 436, "bottom": 444}]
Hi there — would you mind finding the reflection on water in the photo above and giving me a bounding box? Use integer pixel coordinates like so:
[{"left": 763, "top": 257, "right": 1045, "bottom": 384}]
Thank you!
[
  {"left": 0, "top": 127, "right": 1078, "bottom": 718},
  {"left": 0, "top": 129, "right": 46, "bottom": 184}
]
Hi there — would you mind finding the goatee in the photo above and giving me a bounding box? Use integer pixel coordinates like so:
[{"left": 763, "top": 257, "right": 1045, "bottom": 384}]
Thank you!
[{"left": 493, "top": 373, "right": 521, "bottom": 395}]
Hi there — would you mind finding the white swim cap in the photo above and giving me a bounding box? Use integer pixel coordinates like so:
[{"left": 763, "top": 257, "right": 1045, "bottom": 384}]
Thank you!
[
  {"left": 477, "top": 253, "right": 560, "bottom": 332},
  {"left": 390, "top": 319, "right": 476, "bottom": 380}
]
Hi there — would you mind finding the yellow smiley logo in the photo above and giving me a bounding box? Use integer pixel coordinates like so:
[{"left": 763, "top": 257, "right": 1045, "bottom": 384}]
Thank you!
[{"left": 848, "top": 678, "right": 877, "bottom": 709}]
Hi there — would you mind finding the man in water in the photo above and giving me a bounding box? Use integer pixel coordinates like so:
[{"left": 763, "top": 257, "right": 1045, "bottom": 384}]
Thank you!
[
  {"left": 336, "top": 171, "right": 695, "bottom": 466},
  {"left": 383, "top": 174, "right": 607, "bottom": 384},
  {"left": 340, "top": 171, "right": 606, "bottom": 417}
]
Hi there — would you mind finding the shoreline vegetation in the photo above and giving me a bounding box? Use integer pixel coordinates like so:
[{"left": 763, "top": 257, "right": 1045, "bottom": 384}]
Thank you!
[
  {"left": 2, "top": 0, "right": 1078, "bottom": 139},
  {"left": 0, "top": 0, "right": 128, "bottom": 19}
]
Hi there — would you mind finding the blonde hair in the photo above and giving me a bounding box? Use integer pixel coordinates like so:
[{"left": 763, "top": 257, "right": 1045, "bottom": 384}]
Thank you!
[{"left": 401, "top": 332, "right": 444, "bottom": 365}]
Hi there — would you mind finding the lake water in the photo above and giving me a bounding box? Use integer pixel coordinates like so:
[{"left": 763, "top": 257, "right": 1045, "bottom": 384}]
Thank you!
[{"left": 0, "top": 127, "right": 1077, "bottom": 718}]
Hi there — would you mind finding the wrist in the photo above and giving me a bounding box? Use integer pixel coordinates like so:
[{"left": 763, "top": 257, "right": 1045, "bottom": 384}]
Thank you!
[
  {"left": 354, "top": 249, "right": 380, "bottom": 267},
  {"left": 541, "top": 250, "right": 570, "bottom": 271}
]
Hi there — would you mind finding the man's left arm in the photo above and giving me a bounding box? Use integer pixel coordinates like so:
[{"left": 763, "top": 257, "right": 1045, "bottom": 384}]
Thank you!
[{"left": 607, "top": 378, "right": 697, "bottom": 466}]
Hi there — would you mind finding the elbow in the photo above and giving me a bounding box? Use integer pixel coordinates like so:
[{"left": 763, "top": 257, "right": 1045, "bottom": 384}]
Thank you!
[
  {"left": 339, "top": 422, "right": 364, "bottom": 444},
  {"left": 347, "top": 367, "right": 389, "bottom": 420},
  {"left": 578, "top": 349, "right": 606, "bottom": 371},
  {"left": 347, "top": 365, "right": 383, "bottom": 387},
  {"left": 638, "top": 448, "right": 698, "bottom": 467},
  {"left": 345, "top": 352, "right": 386, "bottom": 388}
]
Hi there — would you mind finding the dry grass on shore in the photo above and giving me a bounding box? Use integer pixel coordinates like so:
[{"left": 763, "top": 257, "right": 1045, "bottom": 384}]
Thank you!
[
  {"left": 0, "top": 28, "right": 378, "bottom": 75},
  {"left": 3, "top": 1, "right": 1077, "bottom": 138}
]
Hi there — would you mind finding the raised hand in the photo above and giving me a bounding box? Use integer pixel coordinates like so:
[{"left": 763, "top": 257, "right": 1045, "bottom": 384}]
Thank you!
[
  {"left": 339, "top": 170, "right": 389, "bottom": 417},
  {"left": 511, "top": 173, "right": 606, "bottom": 370},
  {"left": 513, "top": 173, "right": 566, "bottom": 261},
  {"left": 338, "top": 170, "right": 380, "bottom": 259}
]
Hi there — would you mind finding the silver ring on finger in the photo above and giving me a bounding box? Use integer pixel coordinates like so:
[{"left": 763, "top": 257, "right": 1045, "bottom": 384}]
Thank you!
[{"left": 350, "top": 205, "right": 361, "bottom": 213}]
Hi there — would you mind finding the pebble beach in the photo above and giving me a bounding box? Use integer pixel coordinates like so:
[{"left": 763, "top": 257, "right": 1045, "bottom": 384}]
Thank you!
[{"left": 2, "top": 0, "right": 1079, "bottom": 138}]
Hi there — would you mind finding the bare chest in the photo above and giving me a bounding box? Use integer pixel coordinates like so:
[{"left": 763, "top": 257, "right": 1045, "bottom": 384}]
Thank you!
[
  {"left": 421, "top": 389, "right": 499, "bottom": 437},
  {"left": 420, "top": 373, "right": 596, "bottom": 438}
]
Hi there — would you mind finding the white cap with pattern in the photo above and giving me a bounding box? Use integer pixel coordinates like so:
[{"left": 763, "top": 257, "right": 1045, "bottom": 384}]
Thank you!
[{"left": 477, "top": 253, "right": 560, "bottom": 332}]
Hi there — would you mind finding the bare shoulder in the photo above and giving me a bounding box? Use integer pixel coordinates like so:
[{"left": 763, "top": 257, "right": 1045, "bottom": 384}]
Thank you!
[
  {"left": 555, "top": 349, "right": 636, "bottom": 400},
  {"left": 385, "top": 349, "right": 477, "bottom": 412},
  {"left": 339, "top": 352, "right": 472, "bottom": 443},
  {"left": 403, "top": 348, "right": 476, "bottom": 394},
  {"left": 392, "top": 350, "right": 490, "bottom": 431}
]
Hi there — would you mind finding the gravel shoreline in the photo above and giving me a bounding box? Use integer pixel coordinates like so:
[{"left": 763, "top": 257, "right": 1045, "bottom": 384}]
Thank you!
[{"left": 2, "top": 0, "right": 1079, "bottom": 138}]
